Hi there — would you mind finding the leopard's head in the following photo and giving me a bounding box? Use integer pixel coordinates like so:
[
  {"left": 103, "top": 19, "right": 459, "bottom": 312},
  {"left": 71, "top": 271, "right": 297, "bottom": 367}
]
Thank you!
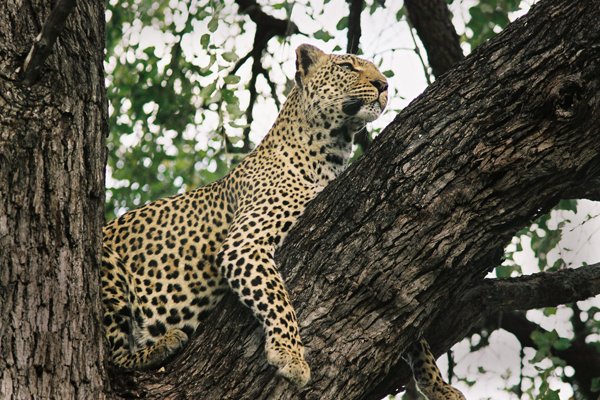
[{"left": 294, "top": 44, "right": 388, "bottom": 129}]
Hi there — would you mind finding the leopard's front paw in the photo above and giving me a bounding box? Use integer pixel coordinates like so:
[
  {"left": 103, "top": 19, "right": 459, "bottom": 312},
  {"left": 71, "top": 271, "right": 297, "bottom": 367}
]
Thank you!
[
  {"left": 265, "top": 343, "right": 310, "bottom": 387},
  {"left": 162, "top": 328, "right": 189, "bottom": 353}
]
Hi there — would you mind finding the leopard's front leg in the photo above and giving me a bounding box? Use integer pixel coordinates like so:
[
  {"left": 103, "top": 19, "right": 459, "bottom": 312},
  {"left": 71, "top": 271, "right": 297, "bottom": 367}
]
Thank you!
[{"left": 217, "top": 218, "right": 310, "bottom": 387}]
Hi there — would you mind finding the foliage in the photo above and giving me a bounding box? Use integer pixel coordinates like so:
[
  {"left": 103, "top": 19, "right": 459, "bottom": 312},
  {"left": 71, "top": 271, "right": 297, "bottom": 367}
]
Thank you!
[
  {"left": 104, "top": 0, "right": 407, "bottom": 219},
  {"left": 105, "top": 0, "right": 251, "bottom": 219}
]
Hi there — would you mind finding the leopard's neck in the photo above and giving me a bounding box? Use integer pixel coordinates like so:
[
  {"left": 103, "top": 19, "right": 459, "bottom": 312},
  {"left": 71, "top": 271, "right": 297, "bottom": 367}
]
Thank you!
[{"left": 259, "top": 88, "right": 363, "bottom": 186}]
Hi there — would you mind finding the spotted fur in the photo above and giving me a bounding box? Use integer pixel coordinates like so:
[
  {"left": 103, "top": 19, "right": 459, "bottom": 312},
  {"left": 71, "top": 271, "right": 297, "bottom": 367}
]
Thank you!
[
  {"left": 403, "top": 339, "right": 466, "bottom": 400},
  {"left": 101, "top": 44, "right": 388, "bottom": 387}
]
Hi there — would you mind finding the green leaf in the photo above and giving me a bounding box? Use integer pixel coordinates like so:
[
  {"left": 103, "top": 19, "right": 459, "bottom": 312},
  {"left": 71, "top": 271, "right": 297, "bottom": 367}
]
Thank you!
[
  {"left": 496, "top": 264, "right": 518, "bottom": 278},
  {"left": 382, "top": 70, "right": 395, "bottom": 78},
  {"left": 515, "top": 241, "right": 523, "bottom": 252},
  {"left": 552, "top": 338, "right": 571, "bottom": 351},
  {"left": 543, "top": 307, "right": 557, "bottom": 316},
  {"left": 200, "top": 33, "right": 210, "bottom": 48},
  {"left": 336, "top": 16, "right": 348, "bottom": 30},
  {"left": 542, "top": 391, "right": 560, "bottom": 400},
  {"left": 208, "top": 18, "right": 218, "bottom": 33},
  {"left": 200, "top": 81, "right": 217, "bottom": 100},
  {"left": 591, "top": 377, "right": 600, "bottom": 392},
  {"left": 224, "top": 75, "right": 241, "bottom": 85},
  {"left": 557, "top": 199, "right": 578, "bottom": 213},
  {"left": 222, "top": 51, "right": 238, "bottom": 62},
  {"left": 313, "top": 29, "right": 333, "bottom": 42}
]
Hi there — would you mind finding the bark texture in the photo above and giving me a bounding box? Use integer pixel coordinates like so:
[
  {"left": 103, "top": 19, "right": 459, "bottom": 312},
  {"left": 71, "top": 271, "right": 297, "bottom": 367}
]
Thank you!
[
  {"left": 113, "top": 0, "right": 600, "bottom": 398},
  {"left": 0, "top": 2, "right": 107, "bottom": 399}
]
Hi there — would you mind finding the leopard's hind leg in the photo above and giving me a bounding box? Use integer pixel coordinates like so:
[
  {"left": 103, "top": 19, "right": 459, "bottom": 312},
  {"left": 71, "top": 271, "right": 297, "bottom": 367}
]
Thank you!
[{"left": 101, "top": 245, "right": 188, "bottom": 370}]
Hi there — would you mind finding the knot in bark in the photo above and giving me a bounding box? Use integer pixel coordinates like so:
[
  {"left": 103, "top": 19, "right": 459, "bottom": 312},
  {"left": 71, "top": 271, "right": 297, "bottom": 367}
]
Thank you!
[{"left": 546, "top": 75, "right": 584, "bottom": 121}]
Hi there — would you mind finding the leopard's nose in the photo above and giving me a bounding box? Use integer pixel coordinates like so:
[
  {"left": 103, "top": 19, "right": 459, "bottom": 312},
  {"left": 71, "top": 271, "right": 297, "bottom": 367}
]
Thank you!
[{"left": 370, "top": 79, "right": 388, "bottom": 94}]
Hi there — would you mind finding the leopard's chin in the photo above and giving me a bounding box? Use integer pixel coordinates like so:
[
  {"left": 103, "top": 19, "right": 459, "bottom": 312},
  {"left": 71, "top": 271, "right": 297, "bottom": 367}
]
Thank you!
[{"left": 355, "top": 102, "right": 383, "bottom": 122}]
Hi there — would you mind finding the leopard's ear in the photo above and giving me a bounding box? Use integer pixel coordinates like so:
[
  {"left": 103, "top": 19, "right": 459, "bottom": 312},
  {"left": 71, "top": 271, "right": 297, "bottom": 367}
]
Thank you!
[{"left": 295, "top": 44, "right": 327, "bottom": 88}]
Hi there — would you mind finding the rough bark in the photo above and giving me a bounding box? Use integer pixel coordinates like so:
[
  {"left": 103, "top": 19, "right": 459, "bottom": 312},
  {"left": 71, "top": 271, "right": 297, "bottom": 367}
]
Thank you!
[
  {"left": 0, "top": 2, "right": 107, "bottom": 399},
  {"left": 405, "top": 0, "right": 465, "bottom": 78},
  {"left": 111, "top": 0, "right": 600, "bottom": 398}
]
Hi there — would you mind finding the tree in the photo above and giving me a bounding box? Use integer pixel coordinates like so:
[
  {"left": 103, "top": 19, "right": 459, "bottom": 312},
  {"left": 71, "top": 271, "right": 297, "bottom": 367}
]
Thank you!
[
  {"left": 109, "top": 0, "right": 600, "bottom": 398},
  {"left": 2, "top": 0, "right": 599, "bottom": 399},
  {"left": 0, "top": 1, "right": 108, "bottom": 398}
]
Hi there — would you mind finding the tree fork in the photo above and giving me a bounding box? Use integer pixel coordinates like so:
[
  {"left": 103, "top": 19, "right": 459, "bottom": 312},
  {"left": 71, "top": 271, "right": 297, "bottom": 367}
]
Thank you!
[{"left": 113, "top": 0, "right": 600, "bottom": 398}]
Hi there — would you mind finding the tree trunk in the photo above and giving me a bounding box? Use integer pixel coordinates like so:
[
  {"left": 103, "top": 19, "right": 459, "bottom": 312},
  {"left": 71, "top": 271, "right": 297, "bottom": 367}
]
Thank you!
[
  {"left": 0, "top": 2, "right": 107, "bottom": 399},
  {"left": 112, "top": 0, "right": 600, "bottom": 398}
]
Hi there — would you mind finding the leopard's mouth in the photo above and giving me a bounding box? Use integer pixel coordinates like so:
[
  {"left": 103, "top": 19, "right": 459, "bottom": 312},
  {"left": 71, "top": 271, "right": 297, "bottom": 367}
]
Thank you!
[{"left": 342, "top": 98, "right": 384, "bottom": 123}]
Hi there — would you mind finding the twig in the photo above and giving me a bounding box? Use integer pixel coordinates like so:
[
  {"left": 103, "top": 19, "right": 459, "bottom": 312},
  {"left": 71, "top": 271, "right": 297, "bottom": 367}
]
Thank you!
[
  {"left": 259, "top": 66, "right": 280, "bottom": 110},
  {"left": 240, "top": 53, "right": 261, "bottom": 153},
  {"left": 20, "top": 0, "right": 76, "bottom": 85},
  {"left": 406, "top": 20, "right": 432, "bottom": 85},
  {"left": 230, "top": 51, "right": 253, "bottom": 75}
]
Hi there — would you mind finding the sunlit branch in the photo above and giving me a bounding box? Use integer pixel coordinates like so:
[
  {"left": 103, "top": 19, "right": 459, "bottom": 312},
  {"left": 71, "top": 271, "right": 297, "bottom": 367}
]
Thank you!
[
  {"left": 468, "top": 264, "right": 600, "bottom": 312},
  {"left": 369, "top": 264, "right": 600, "bottom": 399}
]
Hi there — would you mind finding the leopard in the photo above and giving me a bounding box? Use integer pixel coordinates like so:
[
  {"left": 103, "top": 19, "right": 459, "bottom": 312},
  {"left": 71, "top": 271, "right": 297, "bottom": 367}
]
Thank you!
[
  {"left": 101, "top": 43, "right": 462, "bottom": 395},
  {"left": 101, "top": 43, "right": 388, "bottom": 387},
  {"left": 403, "top": 339, "right": 466, "bottom": 400}
]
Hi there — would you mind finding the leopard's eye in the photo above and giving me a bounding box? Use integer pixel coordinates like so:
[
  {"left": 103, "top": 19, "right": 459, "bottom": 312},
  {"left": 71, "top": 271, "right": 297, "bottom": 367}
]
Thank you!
[{"left": 338, "top": 62, "right": 356, "bottom": 71}]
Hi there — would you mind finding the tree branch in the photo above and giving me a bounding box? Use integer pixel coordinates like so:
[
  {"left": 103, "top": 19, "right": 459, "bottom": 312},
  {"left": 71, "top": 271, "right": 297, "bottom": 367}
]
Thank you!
[
  {"left": 468, "top": 264, "right": 600, "bottom": 312},
  {"left": 367, "top": 264, "right": 600, "bottom": 399},
  {"left": 229, "top": 0, "right": 300, "bottom": 153},
  {"left": 235, "top": 0, "right": 299, "bottom": 38},
  {"left": 20, "top": 0, "right": 76, "bottom": 85},
  {"left": 344, "top": 0, "right": 372, "bottom": 153},
  {"left": 404, "top": 0, "right": 464, "bottom": 78},
  {"left": 346, "top": 0, "right": 363, "bottom": 54}
]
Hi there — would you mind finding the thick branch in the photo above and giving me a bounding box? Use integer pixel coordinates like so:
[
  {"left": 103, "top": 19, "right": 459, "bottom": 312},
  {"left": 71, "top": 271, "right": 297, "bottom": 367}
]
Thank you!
[
  {"left": 112, "top": 1, "right": 600, "bottom": 399},
  {"left": 404, "top": 0, "right": 464, "bottom": 78},
  {"left": 470, "top": 264, "right": 600, "bottom": 312},
  {"left": 21, "top": 0, "right": 76, "bottom": 85}
]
